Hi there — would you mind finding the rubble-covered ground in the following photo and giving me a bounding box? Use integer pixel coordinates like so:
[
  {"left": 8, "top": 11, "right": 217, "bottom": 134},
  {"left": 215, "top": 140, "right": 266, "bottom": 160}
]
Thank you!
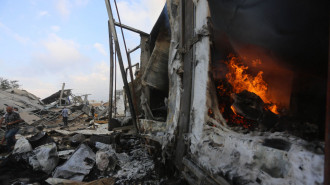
[
  {"left": 0, "top": 89, "right": 187, "bottom": 185},
  {"left": 0, "top": 114, "right": 187, "bottom": 185}
]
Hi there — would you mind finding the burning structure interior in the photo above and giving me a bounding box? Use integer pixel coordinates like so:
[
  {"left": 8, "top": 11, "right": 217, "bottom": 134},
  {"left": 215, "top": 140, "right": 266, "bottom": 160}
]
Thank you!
[{"left": 105, "top": 0, "right": 329, "bottom": 184}]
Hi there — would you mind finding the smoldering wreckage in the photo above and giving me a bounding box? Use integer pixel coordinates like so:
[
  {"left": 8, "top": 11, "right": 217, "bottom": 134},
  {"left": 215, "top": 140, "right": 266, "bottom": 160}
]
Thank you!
[{"left": 0, "top": 0, "right": 329, "bottom": 184}]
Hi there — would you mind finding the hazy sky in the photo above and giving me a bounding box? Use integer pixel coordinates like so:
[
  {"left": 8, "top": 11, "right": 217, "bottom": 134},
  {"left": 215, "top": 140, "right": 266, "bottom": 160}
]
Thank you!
[{"left": 0, "top": 0, "right": 166, "bottom": 101}]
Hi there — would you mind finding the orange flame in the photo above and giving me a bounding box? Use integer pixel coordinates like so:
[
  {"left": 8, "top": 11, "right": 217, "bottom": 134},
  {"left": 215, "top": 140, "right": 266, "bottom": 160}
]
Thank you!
[
  {"left": 230, "top": 106, "right": 253, "bottom": 128},
  {"left": 226, "top": 56, "right": 279, "bottom": 114}
]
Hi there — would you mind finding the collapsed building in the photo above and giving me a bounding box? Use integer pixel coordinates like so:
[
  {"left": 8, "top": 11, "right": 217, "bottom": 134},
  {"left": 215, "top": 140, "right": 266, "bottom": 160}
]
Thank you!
[
  {"left": 0, "top": 0, "right": 328, "bottom": 184},
  {"left": 105, "top": 0, "right": 329, "bottom": 184}
]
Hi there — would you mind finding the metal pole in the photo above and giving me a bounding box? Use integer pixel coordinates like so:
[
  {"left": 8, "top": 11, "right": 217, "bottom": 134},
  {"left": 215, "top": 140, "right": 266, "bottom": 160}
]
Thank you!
[
  {"left": 105, "top": 0, "right": 139, "bottom": 132},
  {"left": 114, "top": 47, "right": 117, "bottom": 118},
  {"left": 114, "top": 22, "right": 149, "bottom": 36},
  {"left": 113, "top": 0, "right": 140, "bottom": 122},
  {"left": 59, "top": 83, "right": 65, "bottom": 106},
  {"left": 108, "top": 20, "right": 114, "bottom": 131},
  {"left": 128, "top": 45, "right": 140, "bottom": 54}
]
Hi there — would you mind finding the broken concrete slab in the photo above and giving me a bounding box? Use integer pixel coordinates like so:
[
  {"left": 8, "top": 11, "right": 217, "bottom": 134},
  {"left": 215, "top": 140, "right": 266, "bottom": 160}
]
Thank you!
[
  {"left": 20, "top": 111, "right": 41, "bottom": 125},
  {"left": 95, "top": 142, "right": 116, "bottom": 154},
  {"left": 70, "top": 134, "right": 86, "bottom": 146},
  {"left": 45, "top": 177, "right": 83, "bottom": 185},
  {"left": 95, "top": 151, "right": 110, "bottom": 172},
  {"left": 68, "top": 110, "right": 84, "bottom": 121},
  {"left": 58, "top": 149, "right": 75, "bottom": 160},
  {"left": 41, "top": 89, "right": 72, "bottom": 105},
  {"left": 28, "top": 143, "right": 59, "bottom": 174},
  {"left": 13, "top": 137, "right": 33, "bottom": 154},
  {"left": 0, "top": 89, "right": 44, "bottom": 112},
  {"left": 82, "top": 105, "right": 91, "bottom": 115},
  {"left": 45, "top": 177, "right": 115, "bottom": 185},
  {"left": 54, "top": 124, "right": 113, "bottom": 136},
  {"left": 28, "top": 131, "right": 54, "bottom": 149},
  {"left": 52, "top": 143, "right": 96, "bottom": 181}
]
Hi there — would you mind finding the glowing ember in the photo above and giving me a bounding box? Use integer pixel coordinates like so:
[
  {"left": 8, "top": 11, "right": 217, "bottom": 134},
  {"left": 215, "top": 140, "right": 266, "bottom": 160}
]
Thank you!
[
  {"left": 226, "top": 55, "right": 279, "bottom": 114},
  {"left": 230, "top": 106, "right": 254, "bottom": 129},
  {"left": 230, "top": 105, "right": 238, "bottom": 115},
  {"left": 208, "top": 108, "right": 215, "bottom": 118},
  {"left": 268, "top": 104, "right": 279, "bottom": 114}
]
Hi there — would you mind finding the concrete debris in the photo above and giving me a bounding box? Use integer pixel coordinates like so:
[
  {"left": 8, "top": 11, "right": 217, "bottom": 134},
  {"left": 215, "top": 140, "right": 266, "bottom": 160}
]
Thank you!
[
  {"left": 94, "top": 141, "right": 156, "bottom": 184},
  {"left": 70, "top": 134, "right": 86, "bottom": 146},
  {"left": 29, "top": 143, "right": 59, "bottom": 174},
  {"left": 95, "top": 151, "right": 109, "bottom": 172},
  {"left": 58, "top": 149, "right": 75, "bottom": 160},
  {"left": 0, "top": 0, "right": 325, "bottom": 184},
  {"left": 46, "top": 177, "right": 115, "bottom": 185},
  {"left": 19, "top": 111, "right": 42, "bottom": 125},
  {"left": 114, "top": 148, "right": 155, "bottom": 183},
  {"left": 0, "top": 12, "right": 177, "bottom": 184},
  {"left": 41, "top": 89, "right": 73, "bottom": 105},
  {"left": 54, "top": 124, "right": 113, "bottom": 136},
  {"left": 28, "top": 131, "right": 54, "bottom": 149},
  {"left": 0, "top": 89, "right": 44, "bottom": 113},
  {"left": 13, "top": 137, "right": 32, "bottom": 154},
  {"left": 45, "top": 177, "right": 83, "bottom": 185},
  {"left": 95, "top": 142, "right": 115, "bottom": 153},
  {"left": 68, "top": 110, "right": 84, "bottom": 121},
  {"left": 53, "top": 144, "right": 96, "bottom": 181}
]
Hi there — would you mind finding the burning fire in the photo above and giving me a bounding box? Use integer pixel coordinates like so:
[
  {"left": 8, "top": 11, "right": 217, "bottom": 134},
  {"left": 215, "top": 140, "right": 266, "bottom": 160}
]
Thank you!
[
  {"left": 226, "top": 55, "right": 279, "bottom": 114},
  {"left": 230, "top": 105, "right": 253, "bottom": 129}
]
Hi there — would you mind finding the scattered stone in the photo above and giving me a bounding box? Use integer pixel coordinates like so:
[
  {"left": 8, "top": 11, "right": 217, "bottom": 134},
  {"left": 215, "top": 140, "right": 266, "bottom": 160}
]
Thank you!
[
  {"left": 96, "top": 151, "right": 109, "bottom": 172},
  {"left": 13, "top": 137, "right": 33, "bottom": 154},
  {"left": 36, "top": 124, "right": 44, "bottom": 131},
  {"left": 28, "top": 132, "right": 54, "bottom": 149},
  {"left": 58, "top": 149, "right": 75, "bottom": 160},
  {"left": 28, "top": 143, "right": 59, "bottom": 174},
  {"left": 53, "top": 144, "right": 96, "bottom": 181},
  {"left": 70, "top": 134, "right": 86, "bottom": 146}
]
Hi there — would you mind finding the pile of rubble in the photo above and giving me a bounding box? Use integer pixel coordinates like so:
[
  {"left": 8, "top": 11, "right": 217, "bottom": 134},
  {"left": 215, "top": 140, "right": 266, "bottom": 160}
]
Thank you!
[
  {"left": 0, "top": 130, "right": 161, "bottom": 184},
  {"left": 0, "top": 88, "right": 184, "bottom": 184}
]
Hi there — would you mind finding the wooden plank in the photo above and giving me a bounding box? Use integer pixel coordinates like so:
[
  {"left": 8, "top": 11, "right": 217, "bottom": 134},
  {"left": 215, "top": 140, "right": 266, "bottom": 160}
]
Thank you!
[{"left": 175, "top": 0, "right": 195, "bottom": 169}]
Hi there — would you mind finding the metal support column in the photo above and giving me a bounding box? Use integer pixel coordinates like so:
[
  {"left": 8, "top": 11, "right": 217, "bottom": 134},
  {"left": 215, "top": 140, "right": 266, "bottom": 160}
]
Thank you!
[
  {"left": 175, "top": 0, "right": 195, "bottom": 169},
  {"left": 105, "top": 0, "right": 138, "bottom": 132},
  {"left": 113, "top": 0, "right": 140, "bottom": 123},
  {"left": 108, "top": 20, "right": 114, "bottom": 131}
]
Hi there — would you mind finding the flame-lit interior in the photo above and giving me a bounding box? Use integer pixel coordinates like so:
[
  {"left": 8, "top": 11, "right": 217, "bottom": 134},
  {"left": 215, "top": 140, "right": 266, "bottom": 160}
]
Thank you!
[
  {"left": 208, "top": 0, "right": 328, "bottom": 140},
  {"left": 225, "top": 54, "right": 279, "bottom": 114},
  {"left": 214, "top": 54, "right": 284, "bottom": 129}
]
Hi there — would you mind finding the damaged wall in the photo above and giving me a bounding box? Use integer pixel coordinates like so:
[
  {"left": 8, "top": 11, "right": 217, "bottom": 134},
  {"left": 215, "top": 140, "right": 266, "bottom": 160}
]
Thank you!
[
  {"left": 161, "top": 0, "right": 325, "bottom": 184},
  {"left": 161, "top": 0, "right": 182, "bottom": 149}
]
